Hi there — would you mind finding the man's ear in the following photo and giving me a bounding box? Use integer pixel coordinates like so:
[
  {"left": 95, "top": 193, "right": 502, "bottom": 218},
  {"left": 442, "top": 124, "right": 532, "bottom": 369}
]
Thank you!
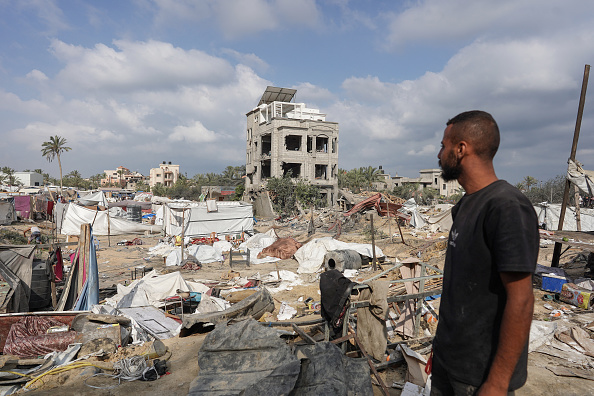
[{"left": 456, "top": 141, "right": 468, "bottom": 159}]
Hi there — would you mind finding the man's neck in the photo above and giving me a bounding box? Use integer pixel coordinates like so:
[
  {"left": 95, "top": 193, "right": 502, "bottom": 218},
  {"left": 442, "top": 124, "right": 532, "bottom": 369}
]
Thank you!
[{"left": 458, "top": 162, "right": 498, "bottom": 194}]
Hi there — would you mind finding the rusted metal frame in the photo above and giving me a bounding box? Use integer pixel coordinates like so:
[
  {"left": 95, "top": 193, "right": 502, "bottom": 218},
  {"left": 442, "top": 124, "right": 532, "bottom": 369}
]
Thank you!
[{"left": 349, "top": 290, "right": 442, "bottom": 309}]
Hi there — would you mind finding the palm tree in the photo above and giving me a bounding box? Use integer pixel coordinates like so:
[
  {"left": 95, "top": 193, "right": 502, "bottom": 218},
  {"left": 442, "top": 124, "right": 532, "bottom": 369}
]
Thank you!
[
  {"left": 41, "top": 136, "right": 71, "bottom": 195},
  {"left": 117, "top": 169, "right": 125, "bottom": 188},
  {"left": 523, "top": 176, "right": 537, "bottom": 191},
  {"left": 0, "top": 167, "right": 18, "bottom": 186}
]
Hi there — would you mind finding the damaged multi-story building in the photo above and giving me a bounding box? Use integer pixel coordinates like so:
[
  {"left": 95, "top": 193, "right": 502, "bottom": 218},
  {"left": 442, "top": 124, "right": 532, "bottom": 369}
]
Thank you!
[{"left": 244, "top": 86, "right": 339, "bottom": 207}]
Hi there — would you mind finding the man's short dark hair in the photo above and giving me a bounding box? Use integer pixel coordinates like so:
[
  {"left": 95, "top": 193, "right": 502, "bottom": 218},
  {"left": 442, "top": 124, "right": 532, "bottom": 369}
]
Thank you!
[{"left": 446, "top": 110, "right": 500, "bottom": 159}]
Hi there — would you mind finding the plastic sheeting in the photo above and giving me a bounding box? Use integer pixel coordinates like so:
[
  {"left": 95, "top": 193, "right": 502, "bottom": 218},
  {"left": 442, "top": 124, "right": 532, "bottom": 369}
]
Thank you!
[
  {"left": 0, "top": 199, "right": 16, "bottom": 225},
  {"left": 567, "top": 159, "right": 594, "bottom": 196},
  {"left": 533, "top": 203, "right": 594, "bottom": 231},
  {"left": 401, "top": 198, "right": 427, "bottom": 229},
  {"left": 3, "top": 316, "right": 77, "bottom": 357},
  {"left": 0, "top": 245, "right": 35, "bottom": 313},
  {"left": 106, "top": 270, "right": 209, "bottom": 308},
  {"left": 77, "top": 191, "right": 108, "bottom": 207},
  {"left": 295, "top": 237, "right": 385, "bottom": 274},
  {"left": 13, "top": 195, "right": 32, "bottom": 219},
  {"left": 58, "top": 203, "right": 156, "bottom": 235},
  {"left": 162, "top": 201, "right": 253, "bottom": 237},
  {"left": 189, "top": 318, "right": 301, "bottom": 395}
]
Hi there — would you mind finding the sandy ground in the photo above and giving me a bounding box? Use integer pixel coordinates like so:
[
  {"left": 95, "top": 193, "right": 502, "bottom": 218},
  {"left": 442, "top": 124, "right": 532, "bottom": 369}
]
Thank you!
[{"left": 2, "top": 220, "right": 594, "bottom": 395}]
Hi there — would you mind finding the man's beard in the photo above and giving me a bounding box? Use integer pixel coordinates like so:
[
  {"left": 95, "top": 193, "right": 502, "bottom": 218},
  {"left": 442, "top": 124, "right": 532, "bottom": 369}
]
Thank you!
[{"left": 439, "top": 154, "right": 462, "bottom": 182}]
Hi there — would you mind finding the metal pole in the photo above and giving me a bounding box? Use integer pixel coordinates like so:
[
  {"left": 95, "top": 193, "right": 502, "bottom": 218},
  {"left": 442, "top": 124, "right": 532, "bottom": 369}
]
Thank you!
[{"left": 552, "top": 64, "right": 590, "bottom": 267}]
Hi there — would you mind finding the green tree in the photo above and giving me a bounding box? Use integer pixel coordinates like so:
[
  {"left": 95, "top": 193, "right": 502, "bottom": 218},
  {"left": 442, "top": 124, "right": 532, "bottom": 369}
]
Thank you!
[
  {"left": 0, "top": 167, "right": 19, "bottom": 186},
  {"left": 523, "top": 176, "right": 538, "bottom": 191},
  {"left": 117, "top": 169, "right": 125, "bottom": 188},
  {"left": 41, "top": 135, "right": 71, "bottom": 194}
]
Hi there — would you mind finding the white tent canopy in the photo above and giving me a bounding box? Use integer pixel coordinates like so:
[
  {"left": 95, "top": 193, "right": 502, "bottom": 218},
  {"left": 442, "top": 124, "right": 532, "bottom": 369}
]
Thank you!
[
  {"left": 533, "top": 203, "right": 594, "bottom": 231},
  {"left": 77, "top": 190, "right": 108, "bottom": 207},
  {"left": 161, "top": 200, "right": 253, "bottom": 237},
  {"left": 57, "top": 203, "right": 156, "bottom": 235}
]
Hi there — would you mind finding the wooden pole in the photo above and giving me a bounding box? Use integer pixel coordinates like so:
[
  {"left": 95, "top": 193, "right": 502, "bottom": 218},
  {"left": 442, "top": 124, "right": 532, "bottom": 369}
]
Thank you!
[
  {"left": 181, "top": 208, "right": 185, "bottom": 262},
  {"left": 107, "top": 207, "right": 111, "bottom": 247},
  {"left": 574, "top": 184, "right": 582, "bottom": 232},
  {"left": 552, "top": 64, "right": 590, "bottom": 267},
  {"left": 370, "top": 213, "right": 377, "bottom": 271},
  {"left": 388, "top": 207, "right": 393, "bottom": 243}
]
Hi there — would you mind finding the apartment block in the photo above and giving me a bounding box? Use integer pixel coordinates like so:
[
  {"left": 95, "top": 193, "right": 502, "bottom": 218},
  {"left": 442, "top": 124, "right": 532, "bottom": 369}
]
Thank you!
[
  {"left": 245, "top": 86, "right": 339, "bottom": 205},
  {"left": 149, "top": 161, "right": 180, "bottom": 188}
]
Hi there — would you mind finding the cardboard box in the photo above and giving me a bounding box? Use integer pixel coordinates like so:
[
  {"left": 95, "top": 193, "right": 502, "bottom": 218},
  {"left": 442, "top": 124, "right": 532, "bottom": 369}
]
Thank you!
[
  {"left": 541, "top": 274, "right": 568, "bottom": 293},
  {"left": 559, "top": 283, "right": 594, "bottom": 309}
]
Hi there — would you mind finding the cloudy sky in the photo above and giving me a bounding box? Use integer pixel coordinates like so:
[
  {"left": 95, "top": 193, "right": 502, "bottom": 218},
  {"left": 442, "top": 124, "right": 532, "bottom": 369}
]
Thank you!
[{"left": 1, "top": 0, "right": 594, "bottom": 184}]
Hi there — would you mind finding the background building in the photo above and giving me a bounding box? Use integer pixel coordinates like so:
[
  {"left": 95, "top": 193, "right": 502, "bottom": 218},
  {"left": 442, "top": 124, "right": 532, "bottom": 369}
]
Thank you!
[
  {"left": 13, "top": 171, "right": 43, "bottom": 187},
  {"left": 102, "top": 166, "right": 146, "bottom": 189},
  {"left": 376, "top": 167, "right": 461, "bottom": 197},
  {"left": 149, "top": 162, "right": 180, "bottom": 188},
  {"left": 245, "top": 86, "right": 339, "bottom": 205}
]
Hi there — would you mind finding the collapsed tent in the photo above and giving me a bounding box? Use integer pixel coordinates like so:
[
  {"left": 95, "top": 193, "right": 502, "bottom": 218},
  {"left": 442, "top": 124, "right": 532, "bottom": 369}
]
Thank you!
[
  {"left": 56, "top": 203, "right": 156, "bottom": 235},
  {"left": 295, "top": 237, "right": 385, "bottom": 274},
  {"left": 533, "top": 203, "right": 594, "bottom": 231},
  {"left": 0, "top": 198, "right": 16, "bottom": 225},
  {"left": 161, "top": 201, "right": 253, "bottom": 237},
  {"left": 106, "top": 270, "right": 209, "bottom": 308}
]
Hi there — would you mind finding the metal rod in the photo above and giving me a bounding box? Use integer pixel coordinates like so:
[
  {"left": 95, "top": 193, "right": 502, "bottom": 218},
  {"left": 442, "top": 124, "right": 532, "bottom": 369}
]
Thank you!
[{"left": 553, "top": 64, "right": 590, "bottom": 267}]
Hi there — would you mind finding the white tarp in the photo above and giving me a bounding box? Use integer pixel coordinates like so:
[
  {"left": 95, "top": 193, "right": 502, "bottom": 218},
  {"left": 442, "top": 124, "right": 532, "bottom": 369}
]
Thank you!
[
  {"left": 59, "top": 203, "right": 156, "bottom": 235},
  {"left": 162, "top": 201, "right": 253, "bottom": 237},
  {"left": 0, "top": 199, "right": 16, "bottom": 225},
  {"left": 77, "top": 190, "right": 108, "bottom": 207},
  {"left": 567, "top": 159, "right": 594, "bottom": 196},
  {"left": 106, "top": 270, "right": 209, "bottom": 308},
  {"left": 236, "top": 229, "right": 280, "bottom": 264},
  {"left": 426, "top": 208, "right": 453, "bottom": 233},
  {"left": 295, "top": 237, "right": 385, "bottom": 274},
  {"left": 533, "top": 203, "right": 594, "bottom": 231},
  {"left": 401, "top": 198, "right": 427, "bottom": 229}
]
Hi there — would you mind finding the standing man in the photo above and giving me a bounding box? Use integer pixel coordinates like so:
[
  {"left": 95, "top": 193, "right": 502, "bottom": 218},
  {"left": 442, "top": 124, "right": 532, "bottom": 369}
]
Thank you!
[{"left": 432, "top": 111, "right": 538, "bottom": 395}]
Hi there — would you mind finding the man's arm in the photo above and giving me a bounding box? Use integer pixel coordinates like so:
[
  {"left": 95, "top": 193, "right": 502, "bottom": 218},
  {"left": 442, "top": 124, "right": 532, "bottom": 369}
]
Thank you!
[{"left": 477, "top": 272, "right": 534, "bottom": 396}]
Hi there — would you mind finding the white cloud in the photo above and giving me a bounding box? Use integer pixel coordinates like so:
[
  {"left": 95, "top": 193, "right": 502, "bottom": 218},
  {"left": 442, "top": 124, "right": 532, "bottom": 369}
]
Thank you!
[
  {"left": 50, "top": 39, "right": 235, "bottom": 92},
  {"left": 220, "top": 48, "right": 269, "bottom": 73},
  {"left": 170, "top": 121, "right": 218, "bottom": 143},
  {"left": 26, "top": 69, "right": 48, "bottom": 82},
  {"left": 383, "top": 0, "right": 594, "bottom": 49},
  {"left": 148, "top": 0, "right": 320, "bottom": 39}
]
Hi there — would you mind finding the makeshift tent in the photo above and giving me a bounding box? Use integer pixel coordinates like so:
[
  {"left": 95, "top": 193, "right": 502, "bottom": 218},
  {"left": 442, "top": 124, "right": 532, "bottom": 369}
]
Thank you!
[
  {"left": 13, "top": 195, "right": 32, "bottom": 220},
  {"left": 0, "top": 245, "right": 35, "bottom": 313},
  {"left": 533, "top": 203, "right": 594, "bottom": 231},
  {"left": 77, "top": 191, "right": 108, "bottom": 207},
  {"left": 161, "top": 201, "right": 253, "bottom": 237},
  {"left": 0, "top": 198, "right": 16, "bottom": 225},
  {"left": 56, "top": 203, "right": 156, "bottom": 235}
]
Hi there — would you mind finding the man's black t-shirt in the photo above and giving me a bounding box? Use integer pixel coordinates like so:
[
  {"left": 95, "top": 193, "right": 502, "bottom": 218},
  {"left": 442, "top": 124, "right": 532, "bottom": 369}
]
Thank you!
[{"left": 433, "top": 180, "right": 539, "bottom": 389}]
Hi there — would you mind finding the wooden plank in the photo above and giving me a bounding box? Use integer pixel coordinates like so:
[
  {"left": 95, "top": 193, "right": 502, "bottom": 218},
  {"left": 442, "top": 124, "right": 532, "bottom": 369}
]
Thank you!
[{"left": 291, "top": 323, "right": 316, "bottom": 345}]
